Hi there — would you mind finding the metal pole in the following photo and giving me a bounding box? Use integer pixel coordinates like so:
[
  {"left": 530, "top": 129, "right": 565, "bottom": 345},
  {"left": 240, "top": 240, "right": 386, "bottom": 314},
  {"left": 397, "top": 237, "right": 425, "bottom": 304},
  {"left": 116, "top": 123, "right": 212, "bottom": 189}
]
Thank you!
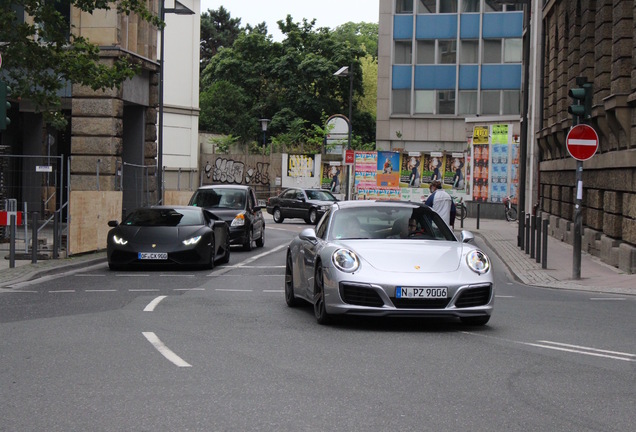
[
  {"left": 525, "top": 214, "right": 530, "bottom": 254},
  {"left": 542, "top": 218, "right": 549, "bottom": 269},
  {"left": 530, "top": 213, "right": 536, "bottom": 258},
  {"left": 519, "top": 210, "right": 525, "bottom": 250},
  {"left": 573, "top": 161, "right": 583, "bottom": 279},
  {"left": 476, "top": 204, "right": 480, "bottom": 230},
  {"left": 9, "top": 214, "right": 16, "bottom": 268},
  {"left": 517, "top": 0, "right": 531, "bottom": 249},
  {"left": 535, "top": 213, "right": 542, "bottom": 263},
  {"left": 53, "top": 211, "right": 59, "bottom": 259},
  {"left": 157, "top": 1, "right": 166, "bottom": 205},
  {"left": 32, "top": 212, "right": 38, "bottom": 264}
]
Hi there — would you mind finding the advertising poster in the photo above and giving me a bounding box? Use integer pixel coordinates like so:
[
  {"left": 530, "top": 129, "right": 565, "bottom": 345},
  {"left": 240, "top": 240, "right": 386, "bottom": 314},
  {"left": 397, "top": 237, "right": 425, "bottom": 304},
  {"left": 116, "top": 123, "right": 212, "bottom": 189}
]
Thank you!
[
  {"left": 422, "top": 152, "right": 444, "bottom": 184},
  {"left": 287, "top": 154, "right": 315, "bottom": 178},
  {"left": 321, "top": 162, "right": 343, "bottom": 193},
  {"left": 376, "top": 151, "right": 400, "bottom": 187},
  {"left": 472, "top": 127, "right": 490, "bottom": 202},
  {"left": 399, "top": 153, "right": 422, "bottom": 188},
  {"left": 444, "top": 152, "right": 466, "bottom": 191},
  {"left": 490, "top": 144, "right": 508, "bottom": 203},
  {"left": 354, "top": 151, "right": 378, "bottom": 193}
]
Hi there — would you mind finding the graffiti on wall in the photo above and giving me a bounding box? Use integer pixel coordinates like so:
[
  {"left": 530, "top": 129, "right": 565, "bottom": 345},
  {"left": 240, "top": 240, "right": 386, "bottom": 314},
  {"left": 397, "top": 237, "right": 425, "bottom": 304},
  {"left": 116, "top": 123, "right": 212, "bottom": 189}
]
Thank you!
[
  {"left": 287, "top": 154, "right": 315, "bottom": 178},
  {"left": 205, "top": 158, "right": 271, "bottom": 186}
]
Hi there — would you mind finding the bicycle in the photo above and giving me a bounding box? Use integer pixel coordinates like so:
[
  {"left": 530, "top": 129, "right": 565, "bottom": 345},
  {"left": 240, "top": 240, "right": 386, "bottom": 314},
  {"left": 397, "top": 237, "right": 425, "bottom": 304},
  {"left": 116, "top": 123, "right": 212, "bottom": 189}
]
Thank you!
[
  {"left": 502, "top": 196, "right": 518, "bottom": 221},
  {"left": 452, "top": 196, "right": 467, "bottom": 221}
]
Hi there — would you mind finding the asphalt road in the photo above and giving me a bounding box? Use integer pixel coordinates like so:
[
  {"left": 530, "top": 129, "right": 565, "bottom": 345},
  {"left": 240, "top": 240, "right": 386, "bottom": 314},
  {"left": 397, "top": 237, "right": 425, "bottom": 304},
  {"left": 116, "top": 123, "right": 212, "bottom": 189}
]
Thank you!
[{"left": 1, "top": 221, "right": 634, "bottom": 432}]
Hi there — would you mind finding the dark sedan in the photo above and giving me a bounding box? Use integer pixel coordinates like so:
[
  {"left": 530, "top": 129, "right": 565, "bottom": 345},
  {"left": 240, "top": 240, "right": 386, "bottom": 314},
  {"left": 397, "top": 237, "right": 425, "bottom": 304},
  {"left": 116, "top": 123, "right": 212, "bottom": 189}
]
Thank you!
[
  {"left": 267, "top": 188, "right": 338, "bottom": 224},
  {"left": 188, "top": 185, "right": 265, "bottom": 251},
  {"left": 106, "top": 206, "right": 231, "bottom": 270}
]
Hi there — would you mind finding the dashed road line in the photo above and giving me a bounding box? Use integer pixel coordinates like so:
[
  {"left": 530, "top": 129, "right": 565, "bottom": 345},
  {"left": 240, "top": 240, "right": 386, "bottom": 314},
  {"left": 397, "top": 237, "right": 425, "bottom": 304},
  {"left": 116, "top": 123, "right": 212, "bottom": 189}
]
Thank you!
[
  {"left": 144, "top": 296, "right": 167, "bottom": 312},
  {"left": 142, "top": 332, "right": 191, "bottom": 367}
]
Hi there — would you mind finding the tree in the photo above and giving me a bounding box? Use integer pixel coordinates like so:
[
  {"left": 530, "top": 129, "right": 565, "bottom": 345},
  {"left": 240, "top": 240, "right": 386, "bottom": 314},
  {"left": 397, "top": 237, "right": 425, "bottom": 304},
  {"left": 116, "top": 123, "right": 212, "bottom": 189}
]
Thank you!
[
  {"left": 332, "top": 22, "right": 379, "bottom": 59},
  {"left": 200, "top": 6, "right": 242, "bottom": 73},
  {"left": 0, "top": 1, "right": 161, "bottom": 128}
]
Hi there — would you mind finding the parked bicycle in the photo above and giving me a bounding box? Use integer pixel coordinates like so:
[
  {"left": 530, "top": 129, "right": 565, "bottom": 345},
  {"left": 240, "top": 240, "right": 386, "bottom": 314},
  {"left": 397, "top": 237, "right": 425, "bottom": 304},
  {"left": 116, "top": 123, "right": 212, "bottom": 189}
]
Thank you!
[
  {"left": 502, "top": 196, "right": 518, "bottom": 221},
  {"left": 453, "top": 196, "right": 467, "bottom": 221}
]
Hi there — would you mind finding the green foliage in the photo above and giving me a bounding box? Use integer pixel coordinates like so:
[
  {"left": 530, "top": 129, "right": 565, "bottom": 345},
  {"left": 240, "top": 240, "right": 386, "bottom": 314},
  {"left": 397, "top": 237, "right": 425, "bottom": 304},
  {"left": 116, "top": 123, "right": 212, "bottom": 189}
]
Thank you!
[
  {"left": 200, "top": 10, "right": 378, "bottom": 154},
  {"left": 200, "top": 6, "right": 242, "bottom": 73},
  {"left": 0, "top": 0, "right": 159, "bottom": 129},
  {"left": 208, "top": 134, "right": 239, "bottom": 154}
]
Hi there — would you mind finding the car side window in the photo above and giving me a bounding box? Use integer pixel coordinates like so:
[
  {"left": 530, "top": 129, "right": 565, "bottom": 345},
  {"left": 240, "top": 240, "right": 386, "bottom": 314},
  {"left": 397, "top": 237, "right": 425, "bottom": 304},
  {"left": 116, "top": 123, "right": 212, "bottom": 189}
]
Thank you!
[
  {"left": 315, "top": 209, "right": 330, "bottom": 239},
  {"left": 248, "top": 189, "right": 257, "bottom": 210},
  {"left": 282, "top": 189, "right": 295, "bottom": 199}
]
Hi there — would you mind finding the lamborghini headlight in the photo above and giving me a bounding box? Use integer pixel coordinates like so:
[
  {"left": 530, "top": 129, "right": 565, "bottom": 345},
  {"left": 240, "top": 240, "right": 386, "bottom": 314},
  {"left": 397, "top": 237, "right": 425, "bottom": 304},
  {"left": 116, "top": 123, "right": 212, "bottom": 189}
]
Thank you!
[
  {"left": 332, "top": 248, "right": 360, "bottom": 273},
  {"left": 182, "top": 235, "right": 202, "bottom": 246},
  {"left": 113, "top": 235, "right": 128, "bottom": 245},
  {"left": 466, "top": 250, "right": 490, "bottom": 274}
]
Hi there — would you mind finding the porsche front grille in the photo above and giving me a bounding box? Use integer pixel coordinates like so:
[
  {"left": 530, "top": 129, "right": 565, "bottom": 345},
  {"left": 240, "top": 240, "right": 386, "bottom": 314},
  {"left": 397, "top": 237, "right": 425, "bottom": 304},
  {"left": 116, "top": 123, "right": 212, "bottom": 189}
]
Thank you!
[{"left": 340, "top": 284, "right": 384, "bottom": 307}]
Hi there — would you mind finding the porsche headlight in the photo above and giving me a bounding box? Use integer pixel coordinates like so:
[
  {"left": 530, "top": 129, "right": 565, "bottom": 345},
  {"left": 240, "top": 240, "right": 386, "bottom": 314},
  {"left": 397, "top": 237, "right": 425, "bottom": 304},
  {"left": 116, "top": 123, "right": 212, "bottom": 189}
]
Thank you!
[
  {"left": 182, "top": 236, "right": 202, "bottom": 246},
  {"left": 113, "top": 235, "right": 128, "bottom": 245},
  {"left": 332, "top": 248, "right": 360, "bottom": 273},
  {"left": 231, "top": 213, "right": 246, "bottom": 227},
  {"left": 467, "top": 250, "right": 490, "bottom": 274}
]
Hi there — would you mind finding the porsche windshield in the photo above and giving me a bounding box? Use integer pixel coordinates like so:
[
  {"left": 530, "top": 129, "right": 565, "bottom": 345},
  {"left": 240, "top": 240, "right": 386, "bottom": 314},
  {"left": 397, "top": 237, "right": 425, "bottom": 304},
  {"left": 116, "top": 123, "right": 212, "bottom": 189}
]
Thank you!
[{"left": 122, "top": 208, "right": 204, "bottom": 227}]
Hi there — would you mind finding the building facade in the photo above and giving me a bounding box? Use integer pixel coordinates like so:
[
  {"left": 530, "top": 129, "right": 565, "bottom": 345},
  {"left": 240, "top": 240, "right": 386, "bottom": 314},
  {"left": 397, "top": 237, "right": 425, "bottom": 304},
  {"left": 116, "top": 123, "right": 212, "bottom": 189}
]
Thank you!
[{"left": 537, "top": 0, "right": 636, "bottom": 273}]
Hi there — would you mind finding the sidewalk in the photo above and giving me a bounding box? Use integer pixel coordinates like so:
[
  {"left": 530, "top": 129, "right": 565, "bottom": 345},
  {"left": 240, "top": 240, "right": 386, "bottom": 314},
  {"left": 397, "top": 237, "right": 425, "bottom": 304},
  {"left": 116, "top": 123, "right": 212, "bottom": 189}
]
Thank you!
[{"left": 1, "top": 215, "right": 634, "bottom": 296}]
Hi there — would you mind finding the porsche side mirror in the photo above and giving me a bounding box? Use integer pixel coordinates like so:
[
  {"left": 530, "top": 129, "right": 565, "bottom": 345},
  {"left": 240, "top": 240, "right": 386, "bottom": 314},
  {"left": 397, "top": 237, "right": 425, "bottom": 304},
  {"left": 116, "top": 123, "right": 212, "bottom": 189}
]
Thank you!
[
  {"left": 299, "top": 228, "right": 318, "bottom": 243},
  {"left": 461, "top": 230, "right": 474, "bottom": 243},
  {"left": 108, "top": 220, "right": 119, "bottom": 227}
]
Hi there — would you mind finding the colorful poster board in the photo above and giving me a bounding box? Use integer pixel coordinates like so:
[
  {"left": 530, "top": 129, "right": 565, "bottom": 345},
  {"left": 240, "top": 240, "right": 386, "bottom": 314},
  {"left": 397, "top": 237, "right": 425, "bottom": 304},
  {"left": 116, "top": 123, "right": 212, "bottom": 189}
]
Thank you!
[{"left": 320, "top": 162, "right": 343, "bottom": 193}]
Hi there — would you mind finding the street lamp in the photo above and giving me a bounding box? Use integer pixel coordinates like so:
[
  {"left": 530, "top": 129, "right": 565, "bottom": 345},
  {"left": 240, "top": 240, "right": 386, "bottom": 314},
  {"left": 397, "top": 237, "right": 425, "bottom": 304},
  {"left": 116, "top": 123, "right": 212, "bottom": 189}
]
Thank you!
[
  {"left": 334, "top": 64, "right": 354, "bottom": 200},
  {"left": 259, "top": 118, "right": 270, "bottom": 155},
  {"left": 158, "top": 0, "right": 195, "bottom": 203}
]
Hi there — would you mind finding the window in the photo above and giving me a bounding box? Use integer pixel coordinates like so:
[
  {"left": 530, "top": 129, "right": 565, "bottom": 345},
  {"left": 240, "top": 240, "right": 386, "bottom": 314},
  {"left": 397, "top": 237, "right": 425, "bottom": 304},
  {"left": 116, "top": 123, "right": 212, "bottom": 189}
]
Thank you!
[
  {"left": 417, "top": 0, "right": 436, "bottom": 13},
  {"left": 483, "top": 39, "right": 502, "bottom": 63},
  {"left": 393, "top": 89, "right": 412, "bottom": 114},
  {"left": 415, "top": 90, "right": 435, "bottom": 113},
  {"left": 460, "top": 40, "right": 479, "bottom": 63},
  {"left": 438, "top": 90, "right": 456, "bottom": 114},
  {"left": 396, "top": 0, "right": 414, "bottom": 13},
  {"left": 502, "top": 90, "right": 520, "bottom": 115},
  {"left": 462, "top": 0, "right": 480, "bottom": 12},
  {"left": 504, "top": 38, "right": 522, "bottom": 63},
  {"left": 481, "top": 90, "right": 500, "bottom": 115},
  {"left": 417, "top": 40, "right": 435, "bottom": 64},
  {"left": 438, "top": 40, "right": 457, "bottom": 63},
  {"left": 439, "top": 0, "right": 458, "bottom": 13},
  {"left": 484, "top": 0, "right": 502, "bottom": 12},
  {"left": 395, "top": 41, "right": 413, "bottom": 64},
  {"left": 458, "top": 91, "right": 478, "bottom": 114}
]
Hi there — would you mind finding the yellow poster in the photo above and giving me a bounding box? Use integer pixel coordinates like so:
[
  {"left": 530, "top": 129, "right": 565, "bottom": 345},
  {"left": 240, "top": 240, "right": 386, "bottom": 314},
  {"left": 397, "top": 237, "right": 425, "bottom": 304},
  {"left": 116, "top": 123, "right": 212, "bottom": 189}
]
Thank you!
[{"left": 473, "top": 126, "right": 489, "bottom": 145}]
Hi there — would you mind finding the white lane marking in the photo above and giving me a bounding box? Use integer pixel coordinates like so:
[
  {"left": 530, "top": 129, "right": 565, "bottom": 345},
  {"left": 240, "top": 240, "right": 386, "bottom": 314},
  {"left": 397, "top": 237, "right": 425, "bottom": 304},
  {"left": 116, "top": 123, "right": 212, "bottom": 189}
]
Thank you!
[
  {"left": 6, "top": 262, "right": 106, "bottom": 289},
  {"left": 49, "top": 290, "right": 75, "bottom": 293},
  {"left": 142, "top": 332, "right": 191, "bottom": 368},
  {"left": 496, "top": 295, "right": 515, "bottom": 298},
  {"left": 3, "top": 290, "right": 38, "bottom": 293},
  {"left": 174, "top": 288, "right": 205, "bottom": 291},
  {"left": 216, "top": 288, "right": 253, "bottom": 292},
  {"left": 117, "top": 274, "right": 149, "bottom": 277},
  {"left": 224, "top": 265, "right": 286, "bottom": 269},
  {"left": 233, "top": 244, "right": 288, "bottom": 268},
  {"left": 160, "top": 274, "right": 195, "bottom": 277},
  {"left": 129, "top": 289, "right": 159, "bottom": 292},
  {"left": 463, "top": 331, "right": 636, "bottom": 363},
  {"left": 86, "top": 289, "right": 117, "bottom": 292},
  {"left": 590, "top": 298, "right": 626, "bottom": 301},
  {"left": 144, "top": 295, "right": 168, "bottom": 312}
]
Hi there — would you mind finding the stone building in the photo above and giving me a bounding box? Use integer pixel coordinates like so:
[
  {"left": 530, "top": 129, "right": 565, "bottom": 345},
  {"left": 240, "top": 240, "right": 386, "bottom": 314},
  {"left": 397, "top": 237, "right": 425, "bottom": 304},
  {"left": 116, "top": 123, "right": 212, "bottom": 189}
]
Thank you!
[{"left": 538, "top": 0, "right": 636, "bottom": 272}]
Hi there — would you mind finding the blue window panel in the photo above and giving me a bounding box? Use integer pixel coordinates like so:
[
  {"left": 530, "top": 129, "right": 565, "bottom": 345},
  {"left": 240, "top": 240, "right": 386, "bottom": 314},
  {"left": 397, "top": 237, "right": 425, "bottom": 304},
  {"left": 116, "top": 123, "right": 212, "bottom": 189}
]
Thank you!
[
  {"left": 414, "top": 65, "right": 456, "bottom": 90},
  {"left": 460, "top": 14, "right": 480, "bottom": 39},
  {"left": 483, "top": 12, "right": 523, "bottom": 38},
  {"left": 394, "top": 15, "right": 413, "bottom": 39},
  {"left": 481, "top": 64, "right": 522, "bottom": 89},
  {"left": 392, "top": 66, "right": 412, "bottom": 89},
  {"left": 459, "top": 65, "right": 479, "bottom": 89},
  {"left": 416, "top": 15, "right": 457, "bottom": 39}
]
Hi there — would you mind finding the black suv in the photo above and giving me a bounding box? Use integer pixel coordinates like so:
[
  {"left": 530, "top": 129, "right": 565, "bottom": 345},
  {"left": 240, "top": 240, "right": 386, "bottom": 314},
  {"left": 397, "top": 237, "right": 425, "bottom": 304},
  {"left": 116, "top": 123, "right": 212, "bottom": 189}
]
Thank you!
[{"left": 189, "top": 185, "right": 265, "bottom": 251}]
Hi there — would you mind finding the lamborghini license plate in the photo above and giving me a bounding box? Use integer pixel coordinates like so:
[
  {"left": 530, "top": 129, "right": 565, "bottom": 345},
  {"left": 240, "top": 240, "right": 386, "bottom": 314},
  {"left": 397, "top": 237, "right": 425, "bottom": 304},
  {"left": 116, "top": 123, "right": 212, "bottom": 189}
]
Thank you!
[{"left": 138, "top": 252, "right": 168, "bottom": 260}]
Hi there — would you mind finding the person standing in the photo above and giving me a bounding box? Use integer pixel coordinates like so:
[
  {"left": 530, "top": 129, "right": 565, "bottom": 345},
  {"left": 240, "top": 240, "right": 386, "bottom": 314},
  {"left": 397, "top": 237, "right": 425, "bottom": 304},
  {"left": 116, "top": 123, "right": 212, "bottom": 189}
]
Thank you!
[{"left": 425, "top": 180, "right": 455, "bottom": 228}]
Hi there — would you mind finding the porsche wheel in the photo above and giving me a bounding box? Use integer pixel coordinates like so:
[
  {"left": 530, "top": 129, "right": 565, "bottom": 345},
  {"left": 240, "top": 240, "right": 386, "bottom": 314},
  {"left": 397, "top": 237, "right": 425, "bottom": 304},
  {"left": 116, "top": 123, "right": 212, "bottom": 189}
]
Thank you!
[
  {"left": 207, "top": 236, "right": 216, "bottom": 269},
  {"left": 273, "top": 208, "right": 284, "bottom": 223},
  {"left": 243, "top": 229, "right": 253, "bottom": 251},
  {"left": 307, "top": 208, "right": 318, "bottom": 225},
  {"left": 313, "top": 263, "right": 332, "bottom": 324},
  {"left": 255, "top": 227, "right": 265, "bottom": 248},
  {"left": 285, "top": 253, "right": 299, "bottom": 307},
  {"left": 460, "top": 316, "right": 490, "bottom": 326}
]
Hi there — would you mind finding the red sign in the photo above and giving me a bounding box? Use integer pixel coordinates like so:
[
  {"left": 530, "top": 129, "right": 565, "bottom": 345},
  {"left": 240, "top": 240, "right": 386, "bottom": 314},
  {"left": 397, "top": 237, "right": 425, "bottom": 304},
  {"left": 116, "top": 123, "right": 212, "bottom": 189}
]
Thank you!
[
  {"left": 566, "top": 124, "right": 599, "bottom": 161},
  {"left": 0, "top": 211, "right": 23, "bottom": 226},
  {"left": 344, "top": 149, "right": 354, "bottom": 165}
]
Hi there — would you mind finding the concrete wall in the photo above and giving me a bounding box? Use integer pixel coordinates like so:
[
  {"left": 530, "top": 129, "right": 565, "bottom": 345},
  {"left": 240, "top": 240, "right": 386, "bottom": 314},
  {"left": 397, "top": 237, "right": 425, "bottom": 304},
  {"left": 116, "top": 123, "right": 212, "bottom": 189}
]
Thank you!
[{"left": 69, "top": 191, "right": 122, "bottom": 254}]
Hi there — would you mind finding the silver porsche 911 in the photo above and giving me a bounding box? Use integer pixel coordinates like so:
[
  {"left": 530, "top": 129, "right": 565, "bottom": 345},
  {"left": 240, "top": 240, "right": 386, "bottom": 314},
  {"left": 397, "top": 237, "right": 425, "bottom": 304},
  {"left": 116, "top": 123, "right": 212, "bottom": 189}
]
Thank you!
[{"left": 284, "top": 200, "right": 494, "bottom": 325}]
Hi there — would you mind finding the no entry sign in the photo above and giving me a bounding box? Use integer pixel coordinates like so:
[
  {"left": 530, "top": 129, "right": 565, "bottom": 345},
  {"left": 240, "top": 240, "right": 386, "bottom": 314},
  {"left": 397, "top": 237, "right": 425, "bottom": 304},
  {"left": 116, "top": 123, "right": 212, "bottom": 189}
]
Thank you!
[{"left": 566, "top": 124, "right": 599, "bottom": 161}]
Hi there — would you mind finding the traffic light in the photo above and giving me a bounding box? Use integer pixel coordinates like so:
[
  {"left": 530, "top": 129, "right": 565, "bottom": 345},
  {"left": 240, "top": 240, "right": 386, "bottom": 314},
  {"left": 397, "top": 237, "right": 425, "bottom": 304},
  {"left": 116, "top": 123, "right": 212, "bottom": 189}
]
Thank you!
[
  {"left": 568, "top": 77, "right": 593, "bottom": 125},
  {"left": 0, "top": 80, "right": 10, "bottom": 130}
]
